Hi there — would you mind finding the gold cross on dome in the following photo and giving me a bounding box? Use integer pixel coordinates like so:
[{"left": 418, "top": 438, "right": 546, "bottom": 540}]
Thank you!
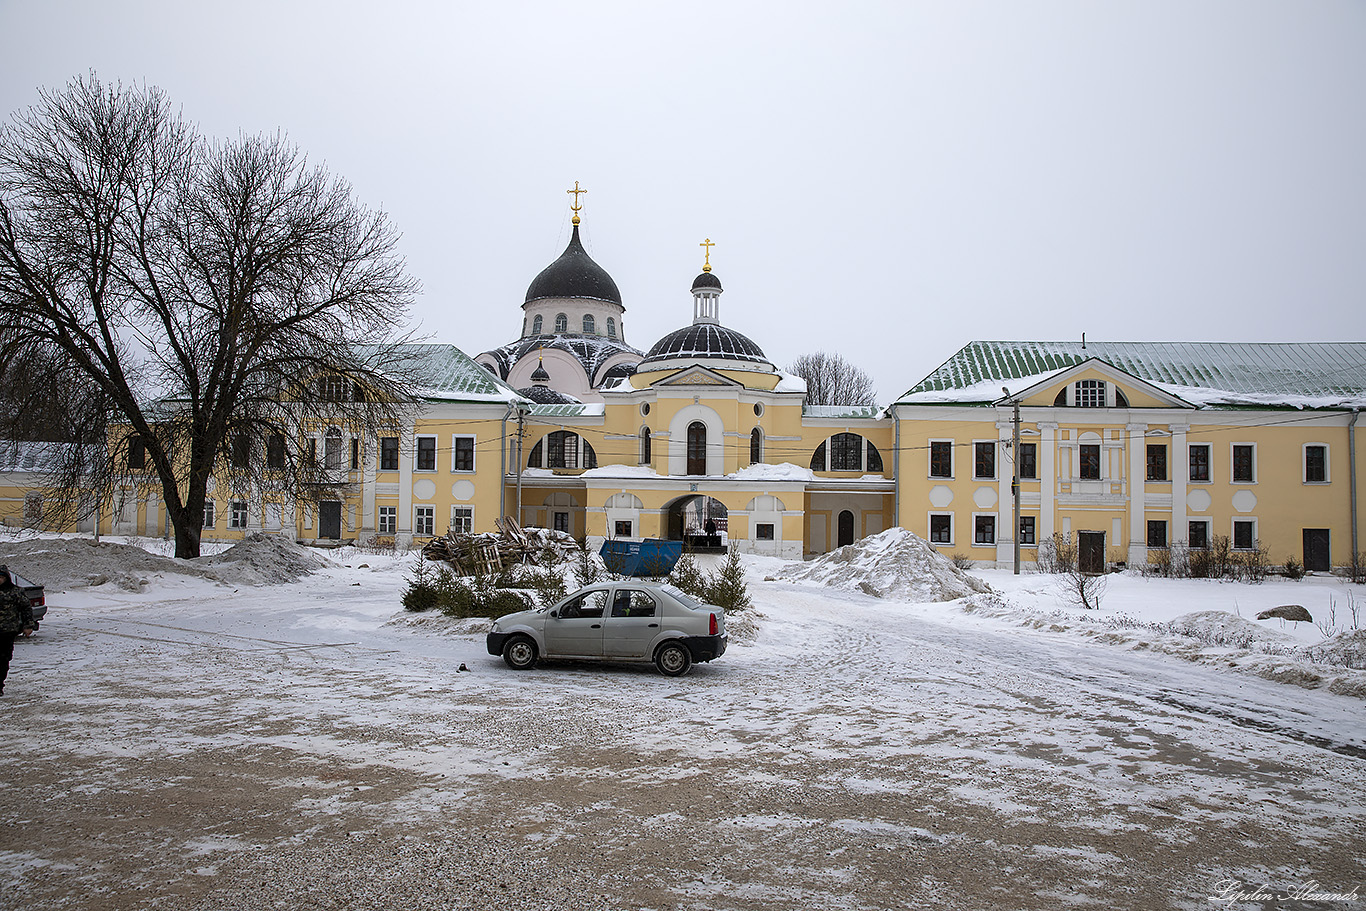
[
  {"left": 699, "top": 237, "right": 715, "bottom": 272},
  {"left": 567, "top": 181, "right": 587, "bottom": 224}
]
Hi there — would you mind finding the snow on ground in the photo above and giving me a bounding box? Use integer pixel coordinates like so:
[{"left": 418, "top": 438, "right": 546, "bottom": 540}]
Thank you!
[
  {"left": 778, "top": 528, "right": 992, "bottom": 601},
  {"left": 1, "top": 529, "right": 1364, "bottom": 909}
]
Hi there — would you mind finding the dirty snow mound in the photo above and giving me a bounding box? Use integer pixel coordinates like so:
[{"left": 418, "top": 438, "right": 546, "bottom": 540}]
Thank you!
[
  {"left": 0, "top": 537, "right": 218, "bottom": 591},
  {"left": 199, "top": 533, "right": 331, "bottom": 586},
  {"left": 1167, "top": 610, "right": 1297, "bottom": 649},
  {"left": 781, "top": 528, "right": 991, "bottom": 602}
]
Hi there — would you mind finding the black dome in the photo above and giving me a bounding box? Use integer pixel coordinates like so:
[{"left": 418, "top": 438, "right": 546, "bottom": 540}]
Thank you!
[
  {"left": 691, "top": 271, "right": 722, "bottom": 292},
  {"left": 643, "top": 323, "right": 768, "bottom": 364},
  {"left": 516, "top": 385, "right": 582, "bottom": 405},
  {"left": 525, "top": 224, "right": 622, "bottom": 305}
]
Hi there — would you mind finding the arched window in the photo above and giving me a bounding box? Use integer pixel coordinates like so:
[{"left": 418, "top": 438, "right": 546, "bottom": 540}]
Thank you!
[
  {"left": 750, "top": 427, "right": 763, "bottom": 465},
  {"left": 547, "top": 430, "right": 580, "bottom": 469},
  {"left": 812, "top": 434, "right": 882, "bottom": 472},
  {"left": 532, "top": 314, "right": 543, "bottom": 334},
  {"left": 583, "top": 315, "right": 595, "bottom": 335},
  {"left": 554, "top": 313, "right": 568, "bottom": 333},
  {"left": 607, "top": 318, "right": 616, "bottom": 338},
  {"left": 810, "top": 441, "right": 827, "bottom": 471},
  {"left": 687, "top": 421, "right": 707, "bottom": 476},
  {"left": 639, "top": 427, "right": 652, "bottom": 465}
]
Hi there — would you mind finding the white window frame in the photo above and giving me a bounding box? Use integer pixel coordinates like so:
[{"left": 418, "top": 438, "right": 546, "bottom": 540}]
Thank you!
[
  {"left": 1076, "top": 379, "right": 1106, "bottom": 408},
  {"left": 230, "top": 500, "right": 249, "bottom": 529},
  {"left": 378, "top": 506, "right": 397, "bottom": 534},
  {"left": 451, "top": 434, "right": 476, "bottom": 473},
  {"left": 972, "top": 512, "right": 997, "bottom": 546},
  {"left": 415, "top": 435, "right": 438, "bottom": 472},
  {"left": 1018, "top": 515, "right": 1037, "bottom": 547},
  {"left": 414, "top": 505, "right": 435, "bottom": 537},
  {"left": 1303, "top": 443, "right": 1330, "bottom": 484},
  {"left": 450, "top": 505, "right": 473, "bottom": 535},
  {"left": 972, "top": 440, "right": 996, "bottom": 480},
  {"left": 928, "top": 439, "right": 954, "bottom": 480},
  {"left": 928, "top": 512, "right": 954, "bottom": 546},
  {"left": 203, "top": 501, "right": 216, "bottom": 528},
  {"left": 1188, "top": 443, "right": 1212, "bottom": 483},
  {"left": 1230, "top": 442, "right": 1257, "bottom": 485},
  {"left": 1147, "top": 519, "right": 1169, "bottom": 549},
  {"left": 1187, "top": 518, "right": 1211, "bottom": 550},
  {"left": 1231, "top": 517, "right": 1257, "bottom": 551}
]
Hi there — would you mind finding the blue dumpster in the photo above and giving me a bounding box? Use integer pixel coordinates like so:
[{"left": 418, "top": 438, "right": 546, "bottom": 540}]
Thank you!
[{"left": 600, "top": 538, "right": 684, "bottom": 577}]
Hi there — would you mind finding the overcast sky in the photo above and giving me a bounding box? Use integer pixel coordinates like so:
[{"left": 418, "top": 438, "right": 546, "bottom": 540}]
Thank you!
[{"left": 3, "top": 1, "right": 1363, "bottom": 401}]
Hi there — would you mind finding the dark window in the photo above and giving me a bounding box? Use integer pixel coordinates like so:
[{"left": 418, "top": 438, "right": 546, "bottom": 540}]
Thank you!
[
  {"left": 231, "top": 435, "right": 251, "bottom": 469},
  {"left": 1018, "top": 443, "right": 1037, "bottom": 480},
  {"left": 1189, "top": 521, "right": 1209, "bottom": 550},
  {"left": 230, "top": 501, "right": 249, "bottom": 529},
  {"left": 306, "top": 438, "right": 317, "bottom": 466},
  {"left": 127, "top": 435, "right": 146, "bottom": 469},
  {"left": 1146, "top": 444, "right": 1168, "bottom": 481},
  {"left": 687, "top": 422, "right": 707, "bottom": 475},
  {"left": 974, "top": 515, "right": 996, "bottom": 545},
  {"left": 528, "top": 440, "right": 543, "bottom": 468},
  {"left": 756, "top": 523, "right": 775, "bottom": 541},
  {"left": 583, "top": 441, "right": 597, "bottom": 470},
  {"left": 532, "top": 315, "right": 543, "bottom": 334},
  {"left": 416, "top": 436, "right": 437, "bottom": 471},
  {"left": 810, "top": 441, "right": 827, "bottom": 471},
  {"left": 380, "top": 437, "right": 399, "bottom": 471},
  {"left": 319, "top": 375, "right": 346, "bottom": 402},
  {"left": 1305, "top": 445, "right": 1327, "bottom": 483},
  {"left": 453, "top": 436, "right": 475, "bottom": 472},
  {"left": 414, "top": 506, "right": 435, "bottom": 537},
  {"left": 1233, "top": 520, "right": 1255, "bottom": 550},
  {"left": 267, "top": 434, "right": 286, "bottom": 469},
  {"left": 867, "top": 444, "right": 883, "bottom": 472},
  {"left": 553, "top": 511, "right": 569, "bottom": 533},
  {"left": 640, "top": 428, "right": 651, "bottom": 465},
  {"left": 615, "top": 520, "right": 633, "bottom": 537},
  {"left": 561, "top": 589, "right": 606, "bottom": 618},
  {"left": 548, "top": 431, "right": 580, "bottom": 469},
  {"left": 554, "top": 313, "right": 567, "bottom": 333},
  {"left": 1190, "top": 444, "right": 1210, "bottom": 482},
  {"left": 929, "top": 441, "right": 952, "bottom": 478},
  {"left": 1232, "top": 445, "right": 1255, "bottom": 483},
  {"left": 1053, "top": 387, "right": 1068, "bottom": 407},
  {"left": 750, "top": 428, "right": 763, "bottom": 465},
  {"left": 930, "top": 514, "right": 951, "bottom": 544},
  {"left": 1019, "top": 516, "right": 1036, "bottom": 545},
  {"left": 350, "top": 438, "right": 359, "bottom": 471},
  {"left": 1079, "top": 444, "right": 1101, "bottom": 480},
  {"left": 1147, "top": 520, "right": 1168, "bottom": 548},
  {"left": 324, "top": 429, "right": 343, "bottom": 470},
  {"left": 607, "top": 318, "right": 616, "bottom": 338},
  {"left": 832, "top": 433, "right": 864, "bottom": 471},
  {"left": 974, "top": 442, "right": 995, "bottom": 479}
]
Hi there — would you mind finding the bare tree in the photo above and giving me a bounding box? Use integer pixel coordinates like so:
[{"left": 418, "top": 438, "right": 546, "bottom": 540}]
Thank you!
[
  {"left": 0, "top": 76, "right": 422, "bottom": 557},
  {"left": 786, "top": 351, "right": 877, "bottom": 406}
]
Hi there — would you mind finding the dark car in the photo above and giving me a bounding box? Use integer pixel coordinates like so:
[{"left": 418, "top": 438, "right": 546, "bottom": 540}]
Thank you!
[{"left": 9, "top": 570, "right": 46, "bottom": 630}]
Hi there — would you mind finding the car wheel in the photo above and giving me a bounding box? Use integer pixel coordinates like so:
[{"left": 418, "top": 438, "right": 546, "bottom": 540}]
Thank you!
[
  {"left": 654, "top": 641, "right": 692, "bottom": 677},
  {"left": 502, "top": 635, "right": 538, "bottom": 670}
]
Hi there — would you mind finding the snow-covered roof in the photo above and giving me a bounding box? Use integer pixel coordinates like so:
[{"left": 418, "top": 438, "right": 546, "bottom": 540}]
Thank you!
[
  {"left": 480, "top": 334, "right": 643, "bottom": 382},
  {"left": 528, "top": 402, "right": 605, "bottom": 418},
  {"left": 395, "top": 344, "right": 526, "bottom": 403},
  {"left": 802, "top": 404, "right": 885, "bottom": 420},
  {"left": 898, "top": 341, "right": 1366, "bottom": 409},
  {"left": 0, "top": 440, "right": 82, "bottom": 473},
  {"left": 726, "top": 462, "right": 815, "bottom": 482}
]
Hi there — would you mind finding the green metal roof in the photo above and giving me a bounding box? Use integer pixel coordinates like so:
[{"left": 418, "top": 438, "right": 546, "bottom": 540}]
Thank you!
[{"left": 388, "top": 344, "right": 524, "bottom": 403}]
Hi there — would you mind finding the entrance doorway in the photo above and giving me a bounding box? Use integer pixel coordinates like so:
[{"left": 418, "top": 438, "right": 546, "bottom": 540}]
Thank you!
[
  {"left": 1303, "top": 529, "right": 1330, "bottom": 572},
  {"left": 665, "top": 495, "right": 727, "bottom": 550},
  {"left": 1078, "top": 531, "right": 1106, "bottom": 574},
  {"left": 837, "top": 510, "right": 855, "bottom": 547},
  {"left": 319, "top": 501, "right": 342, "bottom": 539}
]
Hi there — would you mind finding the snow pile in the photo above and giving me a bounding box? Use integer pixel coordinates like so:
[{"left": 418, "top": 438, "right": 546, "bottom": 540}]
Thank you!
[
  {"left": 1165, "top": 610, "right": 1297, "bottom": 649},
  {"left": 727, "top": 463, "right": 814, "bottom": 482},
  {"left": 781, "top": 528, "right": 991, "bottom": 602},
  {"left": 198, "top": 533, "right": 331, "bottom": 586}
]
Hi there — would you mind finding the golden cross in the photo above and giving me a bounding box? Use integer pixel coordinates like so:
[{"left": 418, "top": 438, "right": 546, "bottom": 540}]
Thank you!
[
  {"left": 699, "top": 237, "right": 715, "bottom": 272},
  {"left": 567, "top": 181, "right": 587, "bottom": 224}
]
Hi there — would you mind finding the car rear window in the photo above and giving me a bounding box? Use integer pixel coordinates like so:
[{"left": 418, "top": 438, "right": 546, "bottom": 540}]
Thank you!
[{"left": 660, "top": 585, "right": 703, "bottom": 609}]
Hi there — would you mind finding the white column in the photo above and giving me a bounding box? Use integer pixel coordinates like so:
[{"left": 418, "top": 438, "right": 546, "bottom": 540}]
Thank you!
[
  {"left": 1039, "top": 422, "right": 1057, "bottom": 540},
  {"left": 1128, "top": 422, "right": 1147, "bottom": 564},
  {"left": 397, "top": 428, "right": 415, "bottom": 547},
  {"left": 996, "top": 417, "right": 1013, "bottom": 565},
  {"left": 1171, "top": 423, "right": 1189, "bottom": 544}
]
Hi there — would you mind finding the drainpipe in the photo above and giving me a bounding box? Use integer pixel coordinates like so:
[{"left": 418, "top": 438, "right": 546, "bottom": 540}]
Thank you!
[
  {"left": 891, "top": 405, "right": 900, "bottom": 530},
  {"left": 499, "top": 402, "right": 514, "bottom": 524},
  {"left": 1351, "top": 408, "right": 1360, "bottom": 560}
]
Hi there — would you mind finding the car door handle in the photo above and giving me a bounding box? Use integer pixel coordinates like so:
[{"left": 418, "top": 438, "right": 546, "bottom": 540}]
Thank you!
[
  {"left": 591, "top": 624, "right": 601, "bottom": 629},
  {"left": 648, "top": 623, "right": 659, "bottom": 628}
]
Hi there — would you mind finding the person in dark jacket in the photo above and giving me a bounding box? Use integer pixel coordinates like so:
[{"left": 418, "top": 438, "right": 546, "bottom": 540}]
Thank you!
[{"left": 0, "top": 565, "right": 35, "bottom": 695}]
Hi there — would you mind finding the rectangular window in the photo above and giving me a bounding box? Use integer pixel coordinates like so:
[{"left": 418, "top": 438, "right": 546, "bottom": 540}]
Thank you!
[
  {"left": 929, "top": 514, "right": 952, "bottom": 544},
  {"left": 230, "top": 501, "right": 249, "bottom": 529},
  {"left": 1146, "top": 444, "right": 1168, "bottom": 481},
  {"left": 267, "top": 434, "right": 286, "bottom": 469},
  {"left": 1232, "top": 444, "right": 1255, "bottom": 483},
  {"left": 378, "top": 506, "right": 396, "bottom": 534},
  {"left": 450, "top": 506, "right": 473, "bottom": 535},
  {"left": 553, "top": 511, "right": 570, "bottom": 533},
  {"left": 452, "top": 435, "right": 475, "bottom": 472},
  {"left": 615, "top": 520, "right": 634, "bottom": 538},
  {"left": 350, "top": 438, "right": 360, "bottom": 471},
  {"left": 1079, "top": 444, "right": 1101, "bottom": 480},
  {"left": 831, "top": 433, "right": 863, "bottom": 471},
  {"left": 416, "top": 435, "right": 437, "bottom": 471},
  {"left": 127, "top": 435, "right": 146, "bottom": 469},
  {"left": 974, "top": 442, "right": 996, "bottom": 480},
  {"left": 415, "top": 506, "right": 435, "bottom": 537},
  {"left": 1077, "top": 379, "right": 1106, "bottom": 408},
  {"left": 1147, "top": 520, "right": 1168, "bottom": 548},
  {"left": 306, "top": 438, "right": 317, "bottom": 466},
  {"left": 1232, "top": 519, "right": 1256, "bottom": 550},
  {"left": 380, "top": 437, "right": 399, "bottom": 471},
  {"left": 1189, "top": 444, "right": 1211, "bottom": 482},
  {"left": 974, "top": 514, "right": 996, "bottom": 546},
  {"left": 1018, "top": 443, "right": 1037, "bottom": 480},
  {"left": 1188, "top": 520, "right": 1209, "bottom": 550},
  {"left": 203, "top": 501, "right": 215, "bottom": 528},
  {"left": 1305, "top": 444, "right": 1327, "bottom": 483},
  {"left": 755, "top": 523, "right": 775, "bottom": 541},
  {"left": 1019, "top": 516, "right": 1036, "bottom": 545},
  {"left": 929, "top": 440, "right": 953, "bottom": 479},
  {"left": 324, "top": 433, "right": 343, "bottom": 471},
  {"left": 232, "top": 435, "right": 251, "bottom": 469},
  {"left": 320, "top": 375, "right": 346, "bottom": 402}
]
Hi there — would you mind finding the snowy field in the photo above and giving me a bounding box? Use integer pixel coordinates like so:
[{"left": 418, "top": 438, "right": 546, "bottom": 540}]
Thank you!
[{"left": 0, "top": 531, "right": 1363, "bottom": 910}]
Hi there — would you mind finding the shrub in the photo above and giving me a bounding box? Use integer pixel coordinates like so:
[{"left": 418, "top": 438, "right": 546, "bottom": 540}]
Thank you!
[
  {"left": 1034, "top": 533, "right": 1077, "bottom": 575},
  {"left": 1061, "top": 567, "right": 1107, "bottom": 610},
  {"left": 1349, "top": 552, "right": 1366, "bottom": 585},
  {"left": 668, "top": 552, "right": 708, "bottom": 601},
  {"left": 1188, "top": 546, "right": 1215, "bottom": 579},
  {"left": 950, "top": 553, "right": 974, "bottom": 570},
  {"left": 402, "top": 561, "right": 531, "bottom": 618},
  {"left": 1234, "top": 543, "right": 1272, "bottom": 584},
  {"left": 1282, "top": 555, "right": 1305, "bottom": 581},
  {"left": 574, "top": 536, "right": 604, "bottom": 587},
  {"left": 705, "top": 547, "right": 752, "bottom": 612}
]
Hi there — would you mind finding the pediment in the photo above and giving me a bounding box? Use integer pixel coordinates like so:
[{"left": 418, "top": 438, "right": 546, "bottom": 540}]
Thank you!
[
  {"left": 650, "top": 366, "right": 744, "bottom": 388},
  {"left": 1005, "top": 358, "right": 1195, "bottom": 409}
]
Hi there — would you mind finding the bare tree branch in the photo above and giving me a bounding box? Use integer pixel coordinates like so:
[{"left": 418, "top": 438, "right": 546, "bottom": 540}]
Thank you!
[{"left": 786, "top": 351, "right": 878, "bottom": 406}]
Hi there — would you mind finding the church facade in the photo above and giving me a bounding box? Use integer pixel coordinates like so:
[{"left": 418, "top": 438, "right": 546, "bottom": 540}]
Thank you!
[{"left": 2, "top": 189, "right": 1363, "bottom": 571}]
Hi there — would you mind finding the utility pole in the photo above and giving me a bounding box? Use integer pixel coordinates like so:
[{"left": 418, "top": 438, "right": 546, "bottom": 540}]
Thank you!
[
  {"left": 515, "top": 405, "right": 528, "bottom": 526},
  {"left": 1005, "top": 387, "right": 1022, "bottom": 575}
]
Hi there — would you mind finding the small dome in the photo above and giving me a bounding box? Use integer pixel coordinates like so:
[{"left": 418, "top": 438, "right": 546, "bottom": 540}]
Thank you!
[
  {"left": 525, "top": 224, "right": 622, "bottom": 305},
  {"left": 691, "top": 271, "right": 722, "bottom": 292},
  {"left": 642, "top": 323, "right": 768, "bottom": 364},
  {"left": 516, "top": 385, "right": 582, "bottom": 405},
  {"left": 530, "top": 360, "right": 551, "bottom": 383}
]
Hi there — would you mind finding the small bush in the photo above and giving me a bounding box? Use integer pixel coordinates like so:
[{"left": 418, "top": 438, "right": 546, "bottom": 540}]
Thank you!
[
  {"left": 1034, "top": 533, "right": 1077, "bottom": 575},
  {"left": 668, "top": 552, "right": 708, "bottom": 601},
  {"left": 705, "top": 547, "right": 752, "bottom": 612},
  {"left": 574, "top": 536, "right": 604, "bottom": 587},
  {"left": 1282, "top": 555, "right": 1305, "bottom": 581},
  {"left": 518, "top": 565, "right": 568, "bottom": 607},
  {"left": 950, "top": 553, "right": 974, "bottom": 570},
  {"left": 1234, "top": 543, "right": 1272, "bottom": 584},
  {"left": 1188, "top": 546, "right": 1215, "bottom": 579},
  {"left": 1349, "top": 552, "right": 1366, "bottom": 585},
  {"left": 1060, "top": 567, "right": 1107, "bottom": 610},
  {"left": 402, "top": 561, "right": 531, "bottom": 618}
]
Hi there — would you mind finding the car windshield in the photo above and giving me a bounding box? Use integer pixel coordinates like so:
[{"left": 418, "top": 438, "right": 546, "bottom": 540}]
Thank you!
[{"left": 659, "top": 584, "right": 703, "bottom": 609}]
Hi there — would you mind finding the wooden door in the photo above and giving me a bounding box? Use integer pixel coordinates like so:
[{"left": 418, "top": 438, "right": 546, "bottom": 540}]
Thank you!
[
  {"left": 1303, "top": 529, "right": 1330, "bottom": 572},
  {"left": 319, "top": 501, "right": 342, "bottom": 539},
  {"left": 1078, "top": 531, "right": 1106, "bottom": 574},
  {"left": 838, "top": 510, "right": 855, "bottom": 547},
  {"left": 687, "top": 422, "right": 707, "bottom": 476}
]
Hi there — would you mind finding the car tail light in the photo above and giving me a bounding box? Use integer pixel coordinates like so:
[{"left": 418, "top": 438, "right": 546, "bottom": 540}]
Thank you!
[
  {"left": 709, "top": 613, "right": 718, "bottom": 636},
  {"left": 30, "top": 592, "right": 43, "bottom": 607}
]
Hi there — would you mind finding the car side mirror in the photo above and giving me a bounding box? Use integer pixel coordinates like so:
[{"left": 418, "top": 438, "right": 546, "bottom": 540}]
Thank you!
[{"left": 548, "top": 609, "right": 559, "bottom": 619}]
